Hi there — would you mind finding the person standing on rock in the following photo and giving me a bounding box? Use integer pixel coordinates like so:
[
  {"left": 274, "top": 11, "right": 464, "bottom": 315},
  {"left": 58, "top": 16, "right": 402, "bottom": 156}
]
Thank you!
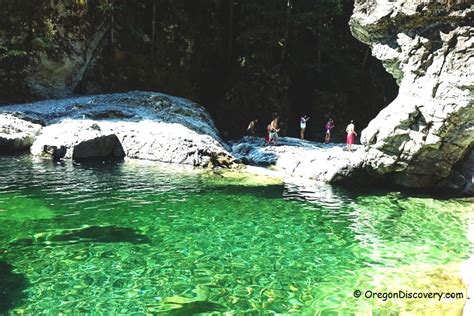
[
  {"left": 247, "top": 118, "right": 258, "bottom": 136},
  {"left": 267, "top": 112, "right": 280, "bottom": 145},
  {"left": 346, "top": 120, "right": 357, "bottom": 152},
  {"left": 325, "top": 119, "right": 334, "bottom": 143},
  {"left": 300, "top": 115, "right": 310, "bottom": 139}
]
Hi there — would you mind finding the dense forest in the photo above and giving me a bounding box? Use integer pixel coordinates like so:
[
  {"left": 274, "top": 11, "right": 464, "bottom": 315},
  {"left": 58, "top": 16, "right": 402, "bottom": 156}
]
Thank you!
[{"left": 0, "top": 0, "right": 398, "bottom": 139}]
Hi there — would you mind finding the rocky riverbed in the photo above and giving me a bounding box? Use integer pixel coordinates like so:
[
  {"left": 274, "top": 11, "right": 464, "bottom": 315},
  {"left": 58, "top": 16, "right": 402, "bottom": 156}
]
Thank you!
[
  {"left": 231, "top": 136, "right": 366, "bottom": 184},
  {"left": 1, "top": 90, "right": 472, "bottom": 195}
]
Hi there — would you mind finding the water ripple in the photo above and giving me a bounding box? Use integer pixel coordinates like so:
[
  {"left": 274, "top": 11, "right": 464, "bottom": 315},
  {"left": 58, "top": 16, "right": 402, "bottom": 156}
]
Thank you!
[{"left": 0, "top": 156, "right": 471, "bottom": 314}]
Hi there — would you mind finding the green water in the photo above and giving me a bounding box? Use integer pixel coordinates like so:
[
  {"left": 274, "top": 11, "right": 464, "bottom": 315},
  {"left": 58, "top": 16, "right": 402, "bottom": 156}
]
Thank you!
[{"left": 0, "top": 156, "right": 472, "bottom": 314}]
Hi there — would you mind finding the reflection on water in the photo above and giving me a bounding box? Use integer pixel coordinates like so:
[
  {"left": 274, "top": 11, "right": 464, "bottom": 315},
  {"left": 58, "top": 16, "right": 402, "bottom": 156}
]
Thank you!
[
  {"left": 0, "top": 155, "right": 472, "bottom": 314},
  {"left": 284, "top": 180, "right": 345, "bottom": 209}
]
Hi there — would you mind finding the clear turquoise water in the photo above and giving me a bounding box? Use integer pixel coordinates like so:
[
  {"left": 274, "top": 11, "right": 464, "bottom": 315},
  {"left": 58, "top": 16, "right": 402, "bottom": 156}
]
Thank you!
[{"left": 0, "top": 155, "right": 472, "bottom": 314}]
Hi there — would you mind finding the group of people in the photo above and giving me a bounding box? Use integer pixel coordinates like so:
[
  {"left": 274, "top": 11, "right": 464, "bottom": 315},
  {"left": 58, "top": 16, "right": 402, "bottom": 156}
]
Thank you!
[
  {"left": 246, "top": 114, "right": 358, "bottom": 151},
  {"left": 246, "top": 113, "right": 280, "bottom": 145}
]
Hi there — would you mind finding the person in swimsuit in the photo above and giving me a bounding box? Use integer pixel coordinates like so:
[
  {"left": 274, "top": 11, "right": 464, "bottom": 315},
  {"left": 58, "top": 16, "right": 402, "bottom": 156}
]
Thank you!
[
  {"left": 325, "top": 119, "right": 334, "bottom": 144},
  {"left": 247, "top": 118, "right": 258, "bottom": 136},
  {"left": 268, "top": 112, "right": 280, "bottom": 145},
  {"left": 346, "top": 120, "right": 357, "bottom": 152},
  {"left": 300, "top": 115, "right": 310, "bottom": 139}
]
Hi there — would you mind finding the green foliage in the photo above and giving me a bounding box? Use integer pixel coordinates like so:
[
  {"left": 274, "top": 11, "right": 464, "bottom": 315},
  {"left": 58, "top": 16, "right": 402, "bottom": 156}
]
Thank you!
[
  {"left": 97, "top": 2, "right": 115, "bottom": 13},
  {"left": 44, "top": 18, "right": 58, "bottom": 40},
  {"left": 0, "top": 45, "right": 27, "bottom": 61}
]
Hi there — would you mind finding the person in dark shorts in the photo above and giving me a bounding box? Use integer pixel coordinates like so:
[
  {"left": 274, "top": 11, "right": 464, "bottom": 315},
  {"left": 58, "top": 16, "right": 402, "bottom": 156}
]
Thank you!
[
  {"left": 325, "top": 119, "right": 334, "bottom": 143},
  {"left": 267, "top": 113, "right": 280, "bottom": 145}
]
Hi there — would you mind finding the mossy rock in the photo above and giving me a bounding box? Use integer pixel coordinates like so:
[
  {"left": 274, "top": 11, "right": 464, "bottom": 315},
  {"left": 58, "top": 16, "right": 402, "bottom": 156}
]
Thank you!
[
  {"left": 0, "top": 193, "right": 56, "bottom": 222},
  {"left": 204, "top": 168, "right": 283, "bottom": 187}
]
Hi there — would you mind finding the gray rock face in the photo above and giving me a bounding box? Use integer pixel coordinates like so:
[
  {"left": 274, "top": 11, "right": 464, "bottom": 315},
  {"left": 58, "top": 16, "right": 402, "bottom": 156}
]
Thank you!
[
  {"left": 0, "top": 114, "right": 42, "bottom": 153},
  {"left": 232, "top": 137, "right": 365, "bottom": 183},
  {"left": 0, "top": 2, "right": 108, "bottom": 101},
  {"left": 1, "top": 91, "right": 233, "bottom": 167},
  {"left": 25, "top": 25, "right": 107, "bottom": 99},
  {"left": 350, "top": 1, "right": 474, "bottom": 191}
]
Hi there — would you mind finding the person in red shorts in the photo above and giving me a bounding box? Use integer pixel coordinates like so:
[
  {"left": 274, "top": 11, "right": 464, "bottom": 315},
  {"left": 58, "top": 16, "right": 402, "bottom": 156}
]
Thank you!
[{"left": 345, "top": 120, "right": 357, "bottom": 152}]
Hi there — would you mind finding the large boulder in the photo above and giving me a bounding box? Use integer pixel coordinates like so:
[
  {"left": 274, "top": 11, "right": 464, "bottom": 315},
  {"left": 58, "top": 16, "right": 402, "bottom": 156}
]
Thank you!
[
  {"left": 350, "top": 0, "right": 473, "bottom": 191},
  {"left": 30, "top": 121, "right": 125, "bottom": 161},
  {"left": 1, "top": 91, "right": 234, "bottom": 167},
  {"left": 0, "top": 114, "right": 42, "bottom": 153}
]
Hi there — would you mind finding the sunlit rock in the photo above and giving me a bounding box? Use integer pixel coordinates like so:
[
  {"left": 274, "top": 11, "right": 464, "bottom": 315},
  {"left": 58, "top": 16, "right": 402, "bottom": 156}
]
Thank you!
[
  {"left": 0, "top": 114, "right": 42, "bottom": 153},
  {"left": 232, "top": 136, "right": 365, "bottom": 183},
  {"left": 350, "top": 0, "right": 474, "bottom": 192},
  {"left": 1, "top": 91, "right": 234, "bottom": 167},
  {"left": 30, "top": 120, "right": 124, "bottom": 161}
]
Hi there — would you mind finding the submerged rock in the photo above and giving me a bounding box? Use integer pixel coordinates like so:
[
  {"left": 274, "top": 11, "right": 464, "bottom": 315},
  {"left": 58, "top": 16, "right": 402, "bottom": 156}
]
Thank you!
[
  {"left": 49, "top": 226, "right": 151, "bottom": 244},
  {"left": 0, "top": 114, "right": 42, "bottom": 153},
  {"left": 10, "top": 226, "right": 151, "bottom": 246},
  {"left": 0, "top": 260, "right": 28, "bottom": 314},
  {"left": 0, "top": 91, "right": 234, "bottom": 167},
  {"left": 162, "top": 300, "right": 226, "bottom": 315},
  {"left": 350, "top": 1, "right": 474, "bottom": 192},
  {"left": 157, "top": 296, "right": 226, "bottom": 315}
]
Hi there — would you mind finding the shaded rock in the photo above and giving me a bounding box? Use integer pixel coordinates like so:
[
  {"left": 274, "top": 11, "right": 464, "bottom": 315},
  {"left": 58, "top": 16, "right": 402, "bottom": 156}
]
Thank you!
[
  {"left": 43, "top": 145, "right": 67, "bottom": 160},
  {"left": 72, "top": 134, "right": 125, "bottom": 161},
  {"left": 0, "top": 92, "right": 235, "bottom": 167},
  {"left": 0, "top": 114, "right": 42, "bottom": 153},
  {"left": 441, "top": 148, "right": 474, "bottom": 195},
  {"left": 0, "top": 260, "right": 28, "bottom": 314},
  {"left": 350, "top": 0, "right": 474, "bottom": 192},
  {"left": 232, "top": 137, "right": 366, "bottom": 183}
]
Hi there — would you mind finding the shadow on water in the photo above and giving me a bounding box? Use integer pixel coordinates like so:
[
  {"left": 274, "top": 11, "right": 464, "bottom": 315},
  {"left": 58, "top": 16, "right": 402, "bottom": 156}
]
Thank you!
[
  {"left": 9, "top": 226, "right": 151, "bottom": 248},
  {"left": 0, "top": 260, "right": 28, "bottom": 314},
  {"left": 0, "top": 149, "right": 30, "bottom": 156}
]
